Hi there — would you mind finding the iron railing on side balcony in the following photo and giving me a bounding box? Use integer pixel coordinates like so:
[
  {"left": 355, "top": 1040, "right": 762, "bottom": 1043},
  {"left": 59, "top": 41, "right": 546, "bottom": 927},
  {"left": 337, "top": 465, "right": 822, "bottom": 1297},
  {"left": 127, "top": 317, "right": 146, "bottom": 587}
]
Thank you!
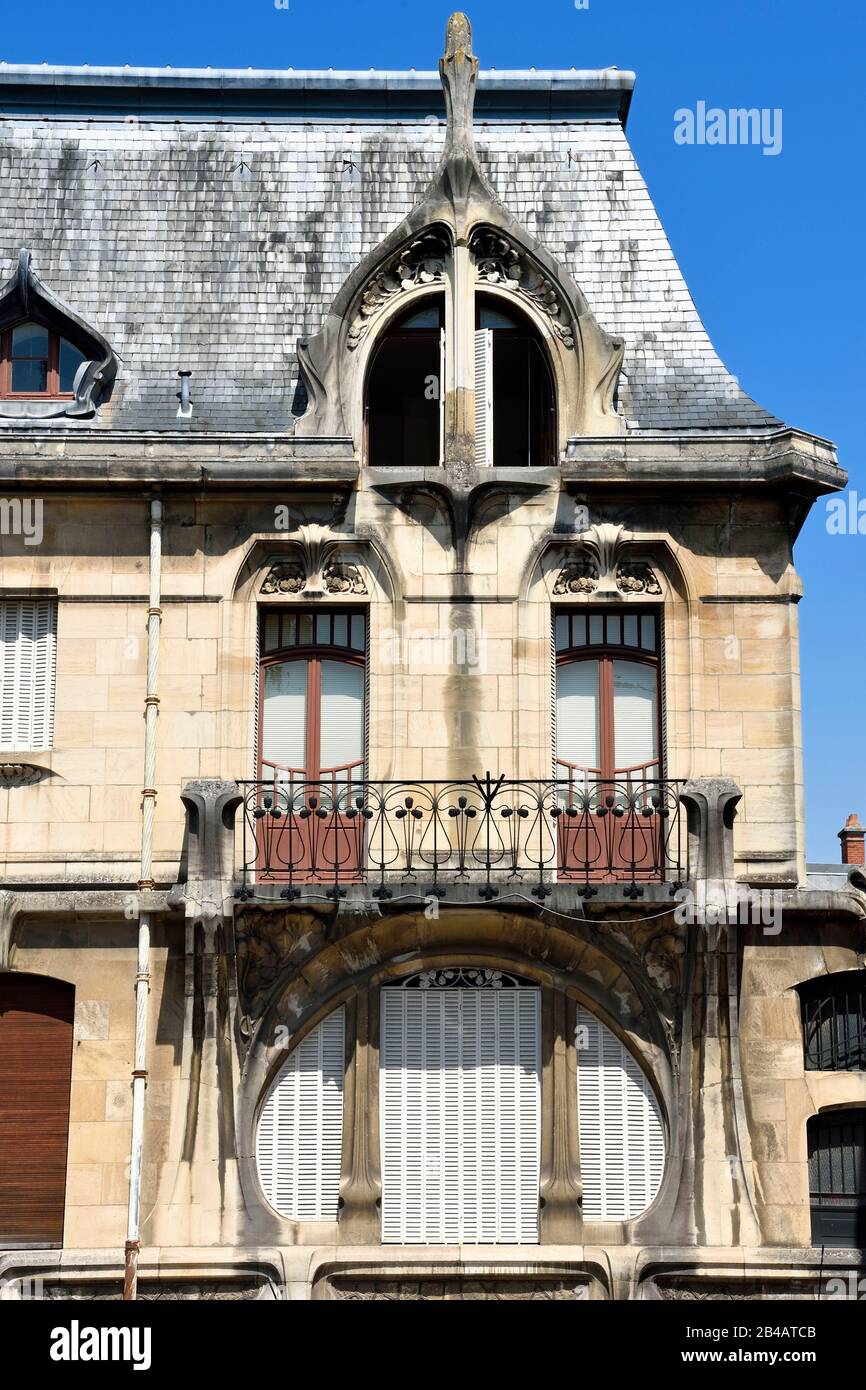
[{"left": 236, "top": 774, "right": 686, "bottom": 901}]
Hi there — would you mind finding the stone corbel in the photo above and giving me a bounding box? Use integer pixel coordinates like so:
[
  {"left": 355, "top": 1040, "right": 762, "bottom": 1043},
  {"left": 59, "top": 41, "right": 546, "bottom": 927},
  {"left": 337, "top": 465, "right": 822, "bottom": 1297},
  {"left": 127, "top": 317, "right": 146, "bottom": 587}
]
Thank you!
[
  {"left": 679, "top": 777, "right": 742, "bottom": 884},
  {"left": 259, "top": 524, "right": 368, "bottom": 599},
  {"left": 553, "top": 523, "right": 662, "bottom": 598}
]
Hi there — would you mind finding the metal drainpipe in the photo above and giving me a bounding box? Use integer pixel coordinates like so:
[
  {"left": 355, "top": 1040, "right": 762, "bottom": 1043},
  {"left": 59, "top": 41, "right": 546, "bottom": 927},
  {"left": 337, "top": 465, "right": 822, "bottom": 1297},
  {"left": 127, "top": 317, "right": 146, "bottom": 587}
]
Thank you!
[{"left": 124, "top": 496, "right": 163, "bottom": 1301}]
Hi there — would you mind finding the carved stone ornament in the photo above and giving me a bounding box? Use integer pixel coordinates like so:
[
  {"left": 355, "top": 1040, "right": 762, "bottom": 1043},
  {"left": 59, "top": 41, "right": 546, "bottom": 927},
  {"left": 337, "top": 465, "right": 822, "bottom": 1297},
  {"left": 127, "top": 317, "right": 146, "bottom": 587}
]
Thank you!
[
  {"left": 469, "top": 227, "right": 575, "bottom": 348},
  {"left": 260, "top": 523, "right": 368, "bottom": 599},
  {"left": 260, "top": 562, "right": 305, "bottom": 595},
  {"left": 325, "top": 1278, "right": 590, "bottom": 1301},
  {"left": 553, "top": 523, "right": 661, "bottom": 597},
  {"left": 347, "top": 229, "right": 450, "bottom": 350}
]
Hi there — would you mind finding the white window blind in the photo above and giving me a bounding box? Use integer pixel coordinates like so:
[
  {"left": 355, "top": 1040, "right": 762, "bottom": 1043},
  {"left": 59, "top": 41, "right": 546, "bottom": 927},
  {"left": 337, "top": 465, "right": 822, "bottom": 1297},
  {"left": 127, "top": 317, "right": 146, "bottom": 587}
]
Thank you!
[
  {"left": 473, "top": 327, "right": 493, "bottom": 467},
  {"left": 380, "top": 986, "right": 541, "bottom": 1244},
  {"left": 256, "top": 1007, "right": 345, "bottom": 1221},
  {"left": 261, "top": 660, "right": 306, "bottom": 772},
  {"left": 612, "top": 659, "right": 657, "bottom": 770},
  {"left": 555, "top": 659, "right": 600, "bottom": 771},
  {"left": 319, "top": 659, "right": 364, "bottom": 773},
  {"left": 0, "top": 598, "right": 57, "bottom": 751},
  {"left": 576, "top": 1004, "right": 665, "bottom": 1220}
]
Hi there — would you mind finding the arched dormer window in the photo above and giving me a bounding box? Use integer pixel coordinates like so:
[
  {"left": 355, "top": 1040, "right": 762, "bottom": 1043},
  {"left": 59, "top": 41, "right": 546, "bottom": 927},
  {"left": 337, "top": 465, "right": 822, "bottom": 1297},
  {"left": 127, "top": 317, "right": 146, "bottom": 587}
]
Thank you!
[
  {"left": 0, "top": 320, "right": 87, "bottom": 399},
  {"left": 0, "top": 250, "right": 117, "bottom": 419},
  {"left": 363, "top": 292, "right": 555, "bottom": 469}
]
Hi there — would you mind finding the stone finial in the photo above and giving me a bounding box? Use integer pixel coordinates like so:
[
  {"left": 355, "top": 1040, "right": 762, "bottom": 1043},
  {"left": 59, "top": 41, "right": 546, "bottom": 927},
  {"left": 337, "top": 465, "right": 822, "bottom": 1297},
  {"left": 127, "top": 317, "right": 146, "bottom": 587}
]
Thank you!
[{"left": 440, "top": 13, "right": 479, "bottom": 163}]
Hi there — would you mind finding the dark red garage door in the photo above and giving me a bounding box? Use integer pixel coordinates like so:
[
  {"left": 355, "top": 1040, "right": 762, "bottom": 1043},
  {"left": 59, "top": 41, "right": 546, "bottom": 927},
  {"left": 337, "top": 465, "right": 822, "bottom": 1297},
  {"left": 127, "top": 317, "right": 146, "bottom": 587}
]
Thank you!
[{"left": 0, "top": 973, "right": 74, "bottom": 1247}]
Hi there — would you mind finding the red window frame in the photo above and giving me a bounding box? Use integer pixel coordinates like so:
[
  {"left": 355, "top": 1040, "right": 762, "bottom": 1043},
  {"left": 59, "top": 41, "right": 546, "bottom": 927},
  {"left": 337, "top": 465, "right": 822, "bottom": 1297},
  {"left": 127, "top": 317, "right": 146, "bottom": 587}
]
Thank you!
[
  {"left": 0, "top": 322, "right": 77, "bottom": 400},
  {"left": 555, "top": 607, "right": 663, "bottom": 786},
  {"left": 257, "top": 608, "right": 367, "bottom": 786}
]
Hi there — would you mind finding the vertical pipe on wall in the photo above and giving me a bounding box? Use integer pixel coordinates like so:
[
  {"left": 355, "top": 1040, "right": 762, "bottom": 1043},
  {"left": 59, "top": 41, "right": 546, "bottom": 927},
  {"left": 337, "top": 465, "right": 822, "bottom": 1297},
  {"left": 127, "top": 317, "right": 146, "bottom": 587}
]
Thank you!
[{"left": 124, "top": 495, "right": 163, "bottom": 1301}]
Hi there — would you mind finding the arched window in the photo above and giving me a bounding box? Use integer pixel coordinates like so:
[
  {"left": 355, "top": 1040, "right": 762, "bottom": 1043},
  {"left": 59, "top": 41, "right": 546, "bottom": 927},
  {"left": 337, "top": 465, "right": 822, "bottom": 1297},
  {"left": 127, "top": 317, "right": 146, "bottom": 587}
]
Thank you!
[
  {"left": 363, "top": 293, "right": 555, "bottom": 469},
  {"left": 259, "top": 607, "right": 366, "bottom": 795},
  {"left": 365, "top": 299, "right": 444, "bottom": 470},
  {"left": 256, "top": 1007, "right": 345, "bottom": 1221},
  {"left": 474, "top": 295, "right": 554, "bottom": 468},
  {"left": 0, "top": 320, "right": 87, "bottom": 399},
  {"left": 798, "top": 972, "right": 866, "bottom": 1071},
  {"left": 380, "top": 970, "right": 541, "bottom": 1244},
  {"left": 575, "top": 1005, "right": 666, "bottom": 1220},
  {"left": 808, "top": 1109, "right": 866, "bottom": 1247},
  {"left": 555, "top": 608, "right": 661, "bottom": 793},
  {"left": 0, "top": 973, "right": 75, "bottom": 1246}
]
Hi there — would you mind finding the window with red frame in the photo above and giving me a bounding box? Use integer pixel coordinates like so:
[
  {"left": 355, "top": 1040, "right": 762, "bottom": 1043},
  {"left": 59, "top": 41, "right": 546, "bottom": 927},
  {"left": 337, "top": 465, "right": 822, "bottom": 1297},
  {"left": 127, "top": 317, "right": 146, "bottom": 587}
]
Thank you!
[
  {"left": 258, "top": 609, "right": 366, "bottom": 792},
  {"left": 554, "top": 608, "right": 662, "bottom": 790},
  {"left": 0, "top": 321, "right": 86, "bottom": 398}
]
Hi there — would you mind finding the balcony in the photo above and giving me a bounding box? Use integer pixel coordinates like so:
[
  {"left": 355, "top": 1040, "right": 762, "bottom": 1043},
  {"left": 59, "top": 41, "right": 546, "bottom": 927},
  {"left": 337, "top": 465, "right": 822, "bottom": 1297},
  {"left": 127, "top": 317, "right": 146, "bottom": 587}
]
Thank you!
[{"left": 236, "top": 774, "right": 687, "bottom": 901}]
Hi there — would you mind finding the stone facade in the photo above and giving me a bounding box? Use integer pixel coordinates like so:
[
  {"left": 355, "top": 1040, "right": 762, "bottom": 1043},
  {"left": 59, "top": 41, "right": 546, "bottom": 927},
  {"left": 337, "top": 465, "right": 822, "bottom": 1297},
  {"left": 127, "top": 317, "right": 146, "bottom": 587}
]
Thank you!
[{"left": 0, "top": 17, "right": 863, "bottom": 1302}]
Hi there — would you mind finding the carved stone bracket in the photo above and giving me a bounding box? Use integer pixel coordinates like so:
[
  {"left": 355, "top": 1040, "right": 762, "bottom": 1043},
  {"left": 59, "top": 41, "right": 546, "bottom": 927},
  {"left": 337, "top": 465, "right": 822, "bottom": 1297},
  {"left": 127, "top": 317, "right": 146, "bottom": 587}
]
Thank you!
[
  {"left": 470, "top": 227, "right": 575, "bottom": 348},
  {"left": 259, "top": 524, "right": 368, "bottom": 599},
  {"left": 680, "top": 777, "right": 743, "bottom": 883},
  {"left": 553, "top": 523, "right": 662, "bottom": 597}
]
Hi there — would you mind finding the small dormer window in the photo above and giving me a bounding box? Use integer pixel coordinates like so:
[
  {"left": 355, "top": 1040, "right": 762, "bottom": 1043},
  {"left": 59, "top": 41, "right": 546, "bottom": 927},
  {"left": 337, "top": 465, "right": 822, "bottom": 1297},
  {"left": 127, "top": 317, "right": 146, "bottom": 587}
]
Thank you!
[{"left": 0, "top": 320, "right": 87, "bottom": 399}]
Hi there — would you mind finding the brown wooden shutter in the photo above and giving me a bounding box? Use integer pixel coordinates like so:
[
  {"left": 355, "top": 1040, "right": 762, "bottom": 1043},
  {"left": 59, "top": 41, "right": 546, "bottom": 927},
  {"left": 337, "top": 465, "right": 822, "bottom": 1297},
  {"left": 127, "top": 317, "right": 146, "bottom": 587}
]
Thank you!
[{"left": 0, "top": 973, "right": 74, "bottom": 1247}]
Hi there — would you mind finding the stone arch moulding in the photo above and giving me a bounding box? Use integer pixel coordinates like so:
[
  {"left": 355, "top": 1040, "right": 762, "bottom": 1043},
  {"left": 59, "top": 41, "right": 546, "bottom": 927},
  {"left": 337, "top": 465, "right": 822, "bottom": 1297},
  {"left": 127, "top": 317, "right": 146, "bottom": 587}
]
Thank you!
[
  {"left": 521, "top": 524, "right": 693, "bottom": 606},
  {"left": 0, "top": 249, "right": 118, "bottom": 419},
  {"left": 294, "top": 14, "right": 624, "bottom": 453}
]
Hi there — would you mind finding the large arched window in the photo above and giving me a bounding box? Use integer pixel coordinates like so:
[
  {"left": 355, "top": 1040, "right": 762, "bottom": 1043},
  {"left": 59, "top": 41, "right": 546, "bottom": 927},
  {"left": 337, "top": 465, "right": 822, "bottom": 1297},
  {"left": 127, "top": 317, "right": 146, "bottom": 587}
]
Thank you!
[
  {"left": 798, "top": 972, "right": 866, "bottom": 1072},
  {"left": 808, "top": 1109, "right": 866, "bottom": 1247},
  {"left": 256, "top": 1007, "right": 346, "bottom": 1221},
  {"left": 0, "top": 973, "right": 75, "bottom": 1246}
]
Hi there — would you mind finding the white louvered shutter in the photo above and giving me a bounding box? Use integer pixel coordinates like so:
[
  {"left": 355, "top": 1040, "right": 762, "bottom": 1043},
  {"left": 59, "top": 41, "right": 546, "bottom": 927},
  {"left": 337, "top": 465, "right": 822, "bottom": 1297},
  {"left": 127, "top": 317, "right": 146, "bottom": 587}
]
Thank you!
[
  {"left": 473, "top": 328, "right": 493, "bottom": 467},
  {"left": 0, "top": 598, "right": 57, "bottom": 751},
  {"left": 576, "top": 1004, "right": 665, "bottom": 1220},
  {"left": 380, "top": 986, "right": 540, "bottom": 1244},
  {"left": 438, "top": 327, "right": 446, "bottom": 465},
  {"left": 256, "top": 1007, "right": 345, "bottom": 1221}
]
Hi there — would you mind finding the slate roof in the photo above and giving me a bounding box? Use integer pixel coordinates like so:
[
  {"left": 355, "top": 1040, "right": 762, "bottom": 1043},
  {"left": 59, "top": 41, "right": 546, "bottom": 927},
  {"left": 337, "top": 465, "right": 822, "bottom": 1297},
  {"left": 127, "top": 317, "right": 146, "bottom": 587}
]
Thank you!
[{"left": 0, "top": 66, "right": 781, "bottom": 435}]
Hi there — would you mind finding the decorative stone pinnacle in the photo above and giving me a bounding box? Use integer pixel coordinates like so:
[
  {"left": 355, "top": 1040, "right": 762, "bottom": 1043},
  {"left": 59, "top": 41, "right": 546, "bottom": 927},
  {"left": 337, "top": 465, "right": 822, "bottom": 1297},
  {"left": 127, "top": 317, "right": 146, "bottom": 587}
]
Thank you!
[{"left": 440, "top": 12, "right": 479, "bottom": 160}]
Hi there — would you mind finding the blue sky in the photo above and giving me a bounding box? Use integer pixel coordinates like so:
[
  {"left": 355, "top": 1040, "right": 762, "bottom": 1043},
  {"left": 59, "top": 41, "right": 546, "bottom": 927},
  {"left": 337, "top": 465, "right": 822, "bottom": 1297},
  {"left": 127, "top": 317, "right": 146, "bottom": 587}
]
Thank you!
[{"left": 4, "top": 0, "right": 863, "bottom": 860}]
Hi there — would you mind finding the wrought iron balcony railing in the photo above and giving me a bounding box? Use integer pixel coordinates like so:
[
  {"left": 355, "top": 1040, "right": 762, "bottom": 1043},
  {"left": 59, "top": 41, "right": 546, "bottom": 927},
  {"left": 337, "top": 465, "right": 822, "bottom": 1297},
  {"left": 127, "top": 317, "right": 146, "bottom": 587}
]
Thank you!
[{"left": 237, "top": 774, "right": 686, "bottom": 901}]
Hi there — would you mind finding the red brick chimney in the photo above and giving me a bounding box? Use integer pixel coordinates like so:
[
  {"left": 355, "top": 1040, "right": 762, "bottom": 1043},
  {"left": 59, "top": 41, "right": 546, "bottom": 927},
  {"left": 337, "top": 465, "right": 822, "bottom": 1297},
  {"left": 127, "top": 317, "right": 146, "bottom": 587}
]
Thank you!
[{"left": 839, "top": 813, "right": 865, "bottom": 865}]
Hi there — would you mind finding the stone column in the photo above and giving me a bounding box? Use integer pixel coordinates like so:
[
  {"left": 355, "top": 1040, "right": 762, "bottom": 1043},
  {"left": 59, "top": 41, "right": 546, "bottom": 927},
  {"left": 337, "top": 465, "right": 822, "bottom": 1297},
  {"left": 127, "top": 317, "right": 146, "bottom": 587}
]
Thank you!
[
  {"left": 338, "top": 985, "right": 382, "bottom": 1242},
  {"left": 539, "top": 986, "right": 582, "bottom": 1242}
]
